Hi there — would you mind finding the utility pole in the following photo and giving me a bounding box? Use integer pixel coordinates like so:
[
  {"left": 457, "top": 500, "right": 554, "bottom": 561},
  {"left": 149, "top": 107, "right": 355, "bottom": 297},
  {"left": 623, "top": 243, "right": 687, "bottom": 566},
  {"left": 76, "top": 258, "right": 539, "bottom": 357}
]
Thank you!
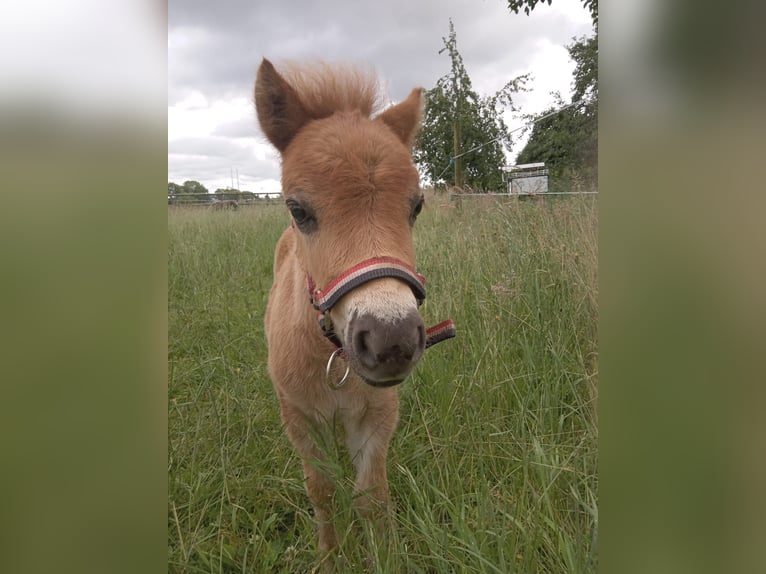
[{"left": 453, "top": 118, "right": 462, "bottom": 189}]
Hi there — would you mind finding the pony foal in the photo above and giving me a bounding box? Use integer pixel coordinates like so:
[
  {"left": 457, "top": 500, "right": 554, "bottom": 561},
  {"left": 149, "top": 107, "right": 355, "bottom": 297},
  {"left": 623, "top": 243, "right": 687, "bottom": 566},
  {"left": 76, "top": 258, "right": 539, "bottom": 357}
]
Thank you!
[{"left": 255, "top": 58, "right": 453, "bottom": 556}]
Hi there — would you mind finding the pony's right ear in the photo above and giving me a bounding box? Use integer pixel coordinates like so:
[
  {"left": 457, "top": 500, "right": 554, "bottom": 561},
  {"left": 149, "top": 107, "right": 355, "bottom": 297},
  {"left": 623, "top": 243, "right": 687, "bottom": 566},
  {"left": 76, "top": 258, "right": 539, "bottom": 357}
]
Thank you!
[{"left": 255, "top": 59, "right": 309, "bottom": 153}]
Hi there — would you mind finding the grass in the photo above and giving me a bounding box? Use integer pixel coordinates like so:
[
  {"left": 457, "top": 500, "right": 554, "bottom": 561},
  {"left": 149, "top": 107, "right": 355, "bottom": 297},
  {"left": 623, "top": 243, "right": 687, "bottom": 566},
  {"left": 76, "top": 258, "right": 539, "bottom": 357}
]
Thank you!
[{"left": 168, "top": 193, "right": 598, "bottom": 573}]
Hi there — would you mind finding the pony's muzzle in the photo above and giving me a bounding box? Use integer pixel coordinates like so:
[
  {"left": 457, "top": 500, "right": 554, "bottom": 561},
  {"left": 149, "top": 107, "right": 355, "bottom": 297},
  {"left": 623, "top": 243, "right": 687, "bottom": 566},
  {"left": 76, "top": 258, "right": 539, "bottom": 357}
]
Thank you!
[{"left": 347, "top": 309, "right": 426, "bottom": 386}]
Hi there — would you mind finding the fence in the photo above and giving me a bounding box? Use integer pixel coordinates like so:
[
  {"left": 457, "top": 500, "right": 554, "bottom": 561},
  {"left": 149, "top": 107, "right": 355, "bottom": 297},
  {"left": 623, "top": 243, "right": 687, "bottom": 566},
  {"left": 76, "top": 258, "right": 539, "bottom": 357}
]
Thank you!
[
  {"left": 167, "top": 192, "right": 282, "bottom": 206},
  {"left": 447, "top": 191, "right": 597, "bottom": 206}
]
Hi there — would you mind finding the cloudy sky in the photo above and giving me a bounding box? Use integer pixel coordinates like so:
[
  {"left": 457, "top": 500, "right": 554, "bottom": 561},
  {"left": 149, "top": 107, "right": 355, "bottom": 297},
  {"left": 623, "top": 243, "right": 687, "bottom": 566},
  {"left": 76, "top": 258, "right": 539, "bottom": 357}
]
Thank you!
[{"left": 168, "top": 0, "right": 593, "bottom": 195}]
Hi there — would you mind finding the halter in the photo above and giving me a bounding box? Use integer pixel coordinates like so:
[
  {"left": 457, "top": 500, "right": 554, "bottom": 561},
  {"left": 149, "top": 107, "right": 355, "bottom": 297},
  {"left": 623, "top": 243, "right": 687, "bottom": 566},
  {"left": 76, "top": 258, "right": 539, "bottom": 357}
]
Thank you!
[{"left": 305, "top": 256, "right": 456, "bottom": 384}]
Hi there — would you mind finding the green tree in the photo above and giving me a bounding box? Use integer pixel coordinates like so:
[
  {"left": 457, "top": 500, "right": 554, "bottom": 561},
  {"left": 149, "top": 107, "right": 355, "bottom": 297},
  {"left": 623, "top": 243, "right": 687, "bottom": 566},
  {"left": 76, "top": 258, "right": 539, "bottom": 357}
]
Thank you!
[
  {"left": 571, "top": 36, "right": 597, "bottom": 102},
  {"left": 167, "top": 180, "right": 210, "bottom": 204},
  {"left": 515, "top": 34, "right": 597, "bottom": 190},
  {"left": 214, "top": 188, "right": 234, "bottom": 200},
  {"left": 414, "top": 19, "right": 528, "bottom": 191},
  {"left": 568, "top": 33, "right": 597, "bottom": 171},
  {"left": 515, "top": 96, "right": 582, "bottom": 186},
  {"left": 183, "top": 180, "right": 208, "bottom": 195},
  {"left": 168, "top": 182, "right": 183, "bottom": 203}
]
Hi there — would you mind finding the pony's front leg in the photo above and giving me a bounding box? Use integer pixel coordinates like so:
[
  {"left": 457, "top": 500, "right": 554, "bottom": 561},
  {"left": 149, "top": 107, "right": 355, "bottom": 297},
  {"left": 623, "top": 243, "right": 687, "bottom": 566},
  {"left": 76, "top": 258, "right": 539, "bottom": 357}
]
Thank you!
[
  {"left": 345, "top": 397, "right": 399, "bottom": 526},
  {"left": 280, "top": 401, "right": 338, "bottom": 554}
]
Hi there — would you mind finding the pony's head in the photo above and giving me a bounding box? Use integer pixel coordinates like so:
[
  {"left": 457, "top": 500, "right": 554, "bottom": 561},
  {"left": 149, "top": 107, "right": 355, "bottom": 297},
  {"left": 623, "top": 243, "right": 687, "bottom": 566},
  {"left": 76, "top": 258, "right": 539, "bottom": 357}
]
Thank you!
[{"left": 255, "top": 59, "right": 426, "bottom": 387}]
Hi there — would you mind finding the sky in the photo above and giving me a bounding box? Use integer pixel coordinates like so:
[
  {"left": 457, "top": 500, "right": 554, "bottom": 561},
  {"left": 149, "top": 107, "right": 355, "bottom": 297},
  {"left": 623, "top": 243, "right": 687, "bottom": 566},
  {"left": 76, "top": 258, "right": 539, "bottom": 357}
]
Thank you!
[{"left": 168, "top": 0, "right": 593, "bottom": 195}]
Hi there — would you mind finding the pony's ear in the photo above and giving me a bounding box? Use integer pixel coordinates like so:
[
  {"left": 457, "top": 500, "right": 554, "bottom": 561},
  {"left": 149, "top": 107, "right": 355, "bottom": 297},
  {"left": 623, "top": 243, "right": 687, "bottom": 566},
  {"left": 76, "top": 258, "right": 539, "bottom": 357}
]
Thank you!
[
  {"left": 377, "top": 87, "right": 425, "bottom": 149},
  {"left": 255, "top": 59, "right": 309, "bottom": 153}
]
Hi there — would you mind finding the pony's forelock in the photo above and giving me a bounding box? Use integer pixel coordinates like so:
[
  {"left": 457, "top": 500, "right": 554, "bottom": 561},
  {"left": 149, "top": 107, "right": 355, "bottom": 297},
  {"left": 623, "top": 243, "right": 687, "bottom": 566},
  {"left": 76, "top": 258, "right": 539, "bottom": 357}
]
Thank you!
[{"left": 278, "top": 61, "right": 386, "bottom": 120}]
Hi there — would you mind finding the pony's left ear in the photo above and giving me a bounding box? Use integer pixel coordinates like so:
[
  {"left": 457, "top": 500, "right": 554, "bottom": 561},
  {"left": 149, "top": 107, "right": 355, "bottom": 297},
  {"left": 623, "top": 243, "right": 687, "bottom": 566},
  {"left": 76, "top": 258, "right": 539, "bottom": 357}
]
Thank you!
[{"left": 377, "top": 87, "right": 424, "bottom": 149}]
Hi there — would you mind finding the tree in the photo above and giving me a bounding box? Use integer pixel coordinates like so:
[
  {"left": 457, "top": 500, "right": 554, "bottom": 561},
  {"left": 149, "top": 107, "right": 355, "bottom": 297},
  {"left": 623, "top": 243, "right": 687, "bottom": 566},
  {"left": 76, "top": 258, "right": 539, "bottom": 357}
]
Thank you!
[
  {"left": 168, "top": 182, "right": 182, "bottom": 197},
  {"left": 567, "top": 34, "right": 597, "bottom": 172},
  {"left": 167, "top": 180, "right": 210, "bottom": 204},
  {"left": 183, "top": 180, "right": 208, "bottom": 195},
  {"left": 505, "top": 0, "right": 598, "bottom": 27},
  {"left": 181, "top": 180, "right": 210, "bottom": 203},
  {"left": 569, "top": 34, "right": 598, "bottom": 110},
  {"left": 515, "top": 96, "right": 582, "bottom": 185},
  {"left": 515, "top": 34, "right": 598, "bottom": 189},
  {"left": 414, "top": 20, "right": 528, "bottom": 191},
  {"left": 214, "top": 188, "right": 236, "bottom": 200}
]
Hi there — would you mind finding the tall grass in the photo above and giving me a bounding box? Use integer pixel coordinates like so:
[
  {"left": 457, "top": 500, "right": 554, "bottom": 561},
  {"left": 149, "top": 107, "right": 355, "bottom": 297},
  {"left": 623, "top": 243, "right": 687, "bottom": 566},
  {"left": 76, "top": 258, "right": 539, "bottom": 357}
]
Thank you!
[{"left": 168, "top": 194, "right": 598, "bottom": 573}]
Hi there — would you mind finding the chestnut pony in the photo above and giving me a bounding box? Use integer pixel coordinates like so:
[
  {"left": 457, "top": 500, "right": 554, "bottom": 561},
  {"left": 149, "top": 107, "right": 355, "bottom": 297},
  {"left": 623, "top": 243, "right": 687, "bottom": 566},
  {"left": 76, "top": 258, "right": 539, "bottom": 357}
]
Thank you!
[{"left": 255, "top": 59, "right": 452, "bottom": 556}]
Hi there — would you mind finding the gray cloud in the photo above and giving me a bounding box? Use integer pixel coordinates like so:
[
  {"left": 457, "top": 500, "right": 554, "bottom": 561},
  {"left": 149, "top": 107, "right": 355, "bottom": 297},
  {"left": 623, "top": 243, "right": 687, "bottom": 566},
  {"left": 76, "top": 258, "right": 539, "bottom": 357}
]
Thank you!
[
  {"left": 170, "top": 0, "right": 589, "bottom": 99},
  {"left": 168, "top": 0, "right": 593, "bottom": 191},
  {"left": 211, "top": 119, "right": 261, "bottom": 139}
]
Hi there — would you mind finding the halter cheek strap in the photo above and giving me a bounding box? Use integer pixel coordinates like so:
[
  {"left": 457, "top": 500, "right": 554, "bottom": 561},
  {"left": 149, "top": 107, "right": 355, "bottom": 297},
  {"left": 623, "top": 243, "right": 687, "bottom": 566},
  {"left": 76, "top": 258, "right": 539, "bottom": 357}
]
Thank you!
[{"left": 306, "top": 257, "right": 456, "bottom": 351}]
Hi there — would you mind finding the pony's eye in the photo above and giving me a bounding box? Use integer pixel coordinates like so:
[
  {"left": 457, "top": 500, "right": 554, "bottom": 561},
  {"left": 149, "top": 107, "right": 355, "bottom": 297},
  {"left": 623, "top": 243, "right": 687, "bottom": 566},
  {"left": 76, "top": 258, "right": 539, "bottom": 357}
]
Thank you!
[
  {"left": 286, "top": 200, "right": 316, "bottom": 233},
  {"left": 289, "top": 204, "right": 307, "bottom": 222},
  {"left": 410, "top": 196, "right": 424, "bottom": 225}
]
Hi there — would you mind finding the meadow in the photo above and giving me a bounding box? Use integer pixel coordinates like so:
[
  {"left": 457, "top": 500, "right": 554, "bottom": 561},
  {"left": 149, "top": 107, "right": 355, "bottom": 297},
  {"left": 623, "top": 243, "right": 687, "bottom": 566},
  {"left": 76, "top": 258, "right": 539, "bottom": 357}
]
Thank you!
[{"left": 168, "top": 193, "right": 598, "bottom": 573}]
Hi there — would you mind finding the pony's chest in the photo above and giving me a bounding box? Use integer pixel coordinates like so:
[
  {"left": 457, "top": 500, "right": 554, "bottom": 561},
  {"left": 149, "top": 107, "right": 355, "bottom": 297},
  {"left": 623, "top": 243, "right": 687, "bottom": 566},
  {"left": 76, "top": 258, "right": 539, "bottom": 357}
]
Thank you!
[{"left": 302, "top": 383, "right": 376, "bottom": 427}]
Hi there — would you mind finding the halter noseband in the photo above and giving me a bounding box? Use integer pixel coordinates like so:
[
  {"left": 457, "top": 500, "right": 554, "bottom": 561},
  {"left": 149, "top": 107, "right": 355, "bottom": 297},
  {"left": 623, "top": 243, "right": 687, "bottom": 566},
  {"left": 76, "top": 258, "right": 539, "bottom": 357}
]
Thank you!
[{"left": 306, "top": 256, "right": 456, "bottom": 353}]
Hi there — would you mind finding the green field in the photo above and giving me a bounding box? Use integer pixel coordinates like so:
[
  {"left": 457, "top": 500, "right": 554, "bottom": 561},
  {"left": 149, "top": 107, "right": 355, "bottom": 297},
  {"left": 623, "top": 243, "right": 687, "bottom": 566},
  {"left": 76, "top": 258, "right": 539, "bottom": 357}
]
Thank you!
[{"left": 168, "top": 193, "right": 598, "bottom": 573}]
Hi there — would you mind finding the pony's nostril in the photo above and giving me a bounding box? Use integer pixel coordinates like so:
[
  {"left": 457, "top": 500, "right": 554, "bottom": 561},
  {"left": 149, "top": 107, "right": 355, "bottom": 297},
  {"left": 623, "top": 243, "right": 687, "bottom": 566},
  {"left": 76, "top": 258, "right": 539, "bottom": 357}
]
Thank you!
[{"left": 353, "top": 330, "right": 377, "bottom": 369}]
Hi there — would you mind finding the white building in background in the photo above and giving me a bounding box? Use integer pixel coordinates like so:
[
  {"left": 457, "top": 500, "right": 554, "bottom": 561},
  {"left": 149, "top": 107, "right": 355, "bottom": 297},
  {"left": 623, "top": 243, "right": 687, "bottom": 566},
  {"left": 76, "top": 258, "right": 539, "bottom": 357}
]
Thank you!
[{"left": 502, "top": 162, "right": 549, "bottom": 194}]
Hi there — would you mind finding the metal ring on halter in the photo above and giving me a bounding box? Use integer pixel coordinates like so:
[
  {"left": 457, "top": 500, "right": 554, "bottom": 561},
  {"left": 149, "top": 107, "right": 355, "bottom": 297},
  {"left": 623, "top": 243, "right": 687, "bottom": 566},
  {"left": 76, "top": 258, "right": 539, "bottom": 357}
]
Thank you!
[{"left": 325, "top": 348, "right": 350, "bottom": 389}]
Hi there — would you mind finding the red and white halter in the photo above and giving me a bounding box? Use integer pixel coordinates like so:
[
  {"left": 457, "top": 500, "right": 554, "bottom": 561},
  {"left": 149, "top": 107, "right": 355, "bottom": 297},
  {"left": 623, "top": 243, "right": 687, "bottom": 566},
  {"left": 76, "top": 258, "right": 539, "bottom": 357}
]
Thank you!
[{"left": 305, "top": 256, "right": 456, "bottom": 352}]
